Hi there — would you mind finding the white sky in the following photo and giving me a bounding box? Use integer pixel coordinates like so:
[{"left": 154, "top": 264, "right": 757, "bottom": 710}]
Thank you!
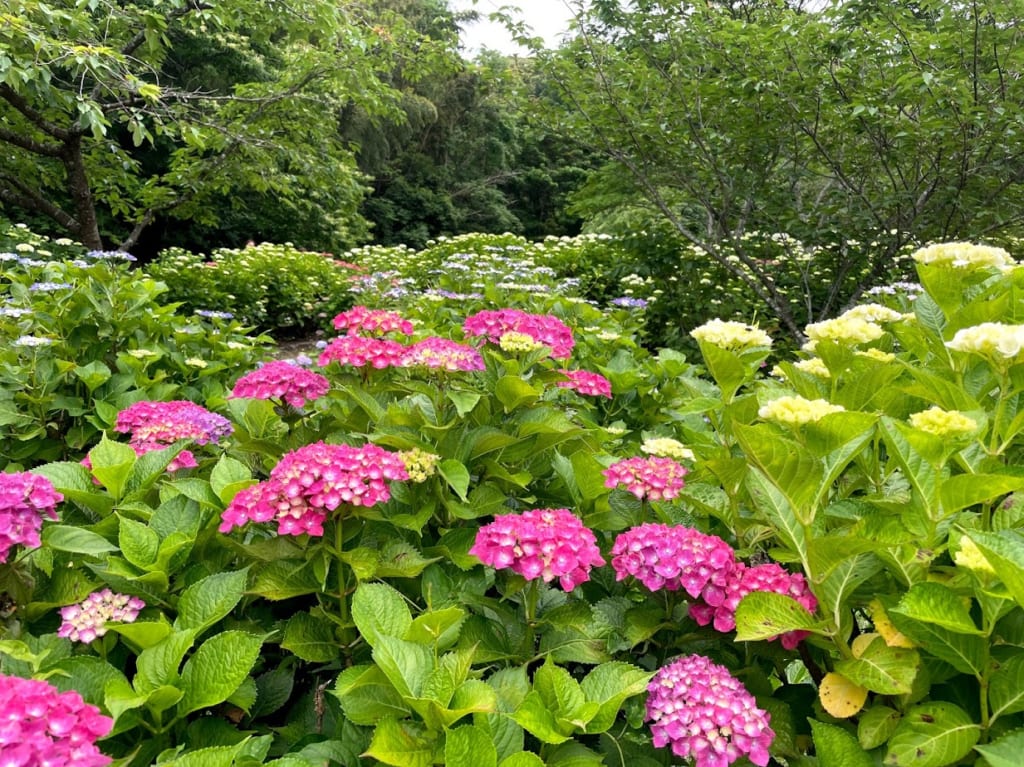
[{"left": 449, "top": 0, "right": 576, "bottom": 55}]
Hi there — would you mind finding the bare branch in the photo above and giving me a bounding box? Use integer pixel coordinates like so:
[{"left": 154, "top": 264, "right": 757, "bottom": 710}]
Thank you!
[
  {"left": 0, "top": 84, "right": 71, "bottom": 141},
  {"left": 0, "top": 172, "right": 78, "bottom": 231}
]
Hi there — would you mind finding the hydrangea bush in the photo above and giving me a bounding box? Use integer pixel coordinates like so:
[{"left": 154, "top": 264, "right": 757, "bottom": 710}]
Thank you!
[{"left": 2, "top": 235, "right": 1024, "bottom": 767}]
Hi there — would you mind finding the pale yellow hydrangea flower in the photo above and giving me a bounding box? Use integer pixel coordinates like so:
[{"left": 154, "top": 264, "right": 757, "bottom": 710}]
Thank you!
[
  {"left": 945, "top": 323, "right": 1024, "bottom": 359},
  {"left": 691, "top": 318, "right": 772, "bottom": 351},
  {"left": 398, "top": 448, "right": 441, "bottom": 483},
  {"left": 641, "top": 437, "right": 695, "bottom": 462},
  {"left": 911, "top": 242, "right": 1014, "bottom": 270},
  {"left": 127, "top": 349, "right": 158, "bottom": 359},
  {"left": 792, "top": 358, "right": 831, "bottom": 378},
  {"left": 759, "top": 395, "right": 845, "bottom": 426},
  {"left": 909, "top": 407, "right": 978, "bottom": 438},
  {"left": 856, "top": 348, "right": 896, "bottom": 363},
  {"left": 840, "top": 304, "right": 906, "bottom": 324},
  {"left": 499, "top": 331, "right": 544, "bottom": 353},
  {"left": 804, "top": 317, "right": 885, "bottom": 348},
  {"left": 185, "top": 357, "right": 207, "bottom": 368}
]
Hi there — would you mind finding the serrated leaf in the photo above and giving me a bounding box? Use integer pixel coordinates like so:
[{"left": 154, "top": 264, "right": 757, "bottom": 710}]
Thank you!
[
  {"left": 887, "top": 609, "right": 986, "bottom": 676},
  {"left": 734, "top": 423, "right": 821, "bottom": 523},
  {"left": 174, "top": 569, "right": 248, "bottom": 635},
  {"left": 495, "top": 376, "right": 541, "bottom": 412},
  {"left": 744, "top": 468, "right": 807, "bottom": 559},
  {"left": 499, "top": 754, "right": 546, "bottom": 767},
  {"left": 858, "top": 705, "right": 901, "bottom": 750},
  {"left": 966, "top": 530, "right": 1024, "bottom": 610},
  {"left": 107, "top": 619, "right": 172, "bottom": 650},
  {"left": 579, "top": 662, "right": 653, "bottom": 733},
  {"left": 375, "top": 540, "right": 440, "bottom": 579},
  {"left": 405, "top": 606, "right": 466, "bottom": 650},
  {"left": 438, "top": 459, "right": 471, "bottom": 501},
  {"left": 351, "top": 582, "right": 413, "bottom": 648},
  {"left": 162, "top": 740, "right": 248, "bottom": 767},
  {"left": 373, "top": 635, "right": 434, "bottom": 700},
  {"left": 810, "top": 719, "right": 874, "bottom": 767},
  {"left": 210, "top": 455, "right": 254, "bottom": 505},
  {"left": 119, "top": 515, "right": 159, "bottom": 568},
  {"left": 835, "top": 636, "right": 919, "bottom": 694},
  {"left": 41, "top": 525, "right": 118, "bottom": 557},
  {"left": 893, "top": 582, "right": 983, "bottom": 635},
  {"left": 445, "top": 724, "right": 498, "bottom": 767},
  {"left": 87, "top": 436, "right": 136, "bottom": 500},
  {"left": 734, "top": 591, "right": 824, "bottom": 642},
  {"left": 178, "top": 631, "right": 263, "bottom": 715},
  {"left": 512, "top": 690, "right": 572, "bottom": 744},
  {"left": 135, "top": 630, "right": 197, "bottom": 693},
  {"left": 250, "top": 559, "right": 323, "bottom": 600},
  {"left": 975, "top": 728, "right": 1024, "bottom": 767},
  {"left": 941, "top": 474, "right": 1024, "bottom": 515},
  {"left": 819, "top": 672, "right": 868, "bottom": 718},
  {"left": 989, "top": 655, "right": 1024, "bottom": 723},
  {"left": 363, "top": 718, "right": 438, "bottom": 767},
  {"left": 884, "top": 702, "right": 979, "bottom": 767},
  {"left": 281, "top": 612, "right": 338, "bottom": 663},
  {"left": 333, "top": 664, "right": 410, "bottom": 725}
]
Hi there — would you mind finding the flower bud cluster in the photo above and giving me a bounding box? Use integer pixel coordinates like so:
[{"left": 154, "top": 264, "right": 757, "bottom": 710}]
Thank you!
[
  {"left": 0, "top": 472, "right": 62, "bottom": 562},
  {"left": 945, "top": 322, "right": 1024, "bottom": 360},
  {"left": 470, "top": 508, "right": 605, "bottom": 591},
  {"left": 219, "top": 442, "right": 408, "bottom": 537},
  {"left": 908, "top": 406, "right": 979, "bottom": 438},
  {"left": 640, "top": 437, "right": 695, "bottom": 462},
  {"left": 463, "top": 309, "right": 575, "bottom": 359},
  {"left": 230, "top": 360, "right": 330, "bottom": 408},
  {"left": 332, "top": 305, "right": 414, "bottom": 335},
  {"left": 0, "top": 673, "right": 114, "bottom": 766},
  {"left": 603, "top": 456, "right": 688, "bottom": 501},
  {"left": 398, "top": 448, "right": 441, "bottom": 482},
  {"left": 58, "top": 589, "right": 145, "bottom": 643},
  {"left": 646, "top": 654, "right": 773, "bottom": 767},
  {"left": 758, "top": 395, "right": 845, "bottom": 427},
  {"left": 557, "top": 369, "right": 612, "bottom": 398}
]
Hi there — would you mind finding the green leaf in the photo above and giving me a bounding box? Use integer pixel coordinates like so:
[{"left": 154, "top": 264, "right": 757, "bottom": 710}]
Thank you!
[
  {"left": 118, "top": 515, "right": 159, "bottom": 568},
  {"left": 373, "top": 635, "right": 434, "bottom": 700},
  {"left": 835, "top": 636, "right": 919, "bottom": 694},
  {"left": 858, "top": 705, "right": 901, "bottom": 750},
  {"left": 734, "top": 591, "right": 824, "bottom": 642},
  {"left": 744, "top": 468, "right": 807, "bottom": 559},
  {"left": 438, "top": 459, "right": 471, "bottom": 501},
  {"left": 364, "top": 718, "right": 438, "bottom": 767},
  {"left": 499, "top": 754, "right": 546, "bottom": 767},
  {"left": 989, "top": 655, "right": 1024, "bottom": 723},
  {"left": 941, "top": 474, "right": 1024, "bottom": 514},
  {"left": 883, "top": 701, "right": 979, "bottom": 767},
  {"left": 87, "top": 436, "right": 137, "bottom": 501},
  {"left": 446, "top": 725, "right": 498, "bottom": 767},
  {"left": 161, "top": 740, "right": 248, "bottom": 767},
  {"left": 533, "top": 660, "right": 592, "bottom": 729},
  {"left": 966, "top": 530, "right": 1024, "bottom": 610},
  {"left": 134, "top": 630, "right": 197, "bottom": 693},
  {"left": 892, "top": 582, "right": 983, "bottom": 635},
  {"left": 41, "top": 524, "right": 118, "bottom": 557},
  {"left": 697, "top": 340, "right": 756, "bottom": 400},
  {"left": 281, "top": 612, "right": 338, "bottom": 662},
  {"left": 351, "top": 582, "right": 413, "bottom": 648},
  {"left": 209, "top": 455, "right": 254, "bottom": 505},
  {"left": 511, "top": 691, "right": 572, "bottom": 744},
  {"left": 878, "top": 417, "right": 941, "bottom": 517},
  {"left": 579, "top": 662, "right": 653, "bottom": 733},
  {"left": 887, "top": 608, "right": 986, "bottom": 676},
  {"left": 975, "top": 728, "right": 1024, "bottom": 767},
  {"left": 73, "top": 361, "right": 112, "bottom": 392},
  {"left": 406, "top": 606, "right": 466, "bottom": 650},
  {"left": 447, "top": 390, "right": 482, "bottom": 416},
  {"left": 734, "top": 423, "right": 821, "bottom": 523},
  {"left": 106, "top": 618, "right": 172, "bottom": 650},
  {"left": 810, "top": 719, "right": 875, "bottom": 767},
  {"left": 174, "top": 569, "right": 248, "bottom": 635},
  {"left": 333, "top": 664, "right": 411, "bottom": 725},
  {"left": 495, "top": 376, "right": 541, "bottom": 412},
  {"left": 249, "top": 559, "right": 322, "bottom": 600},
  {"left": 178, "top": 631, "right": 263, "bottom": 715}
]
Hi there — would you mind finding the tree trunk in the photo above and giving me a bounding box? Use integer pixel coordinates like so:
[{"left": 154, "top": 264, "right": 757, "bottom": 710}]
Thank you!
[{"left": 62, "top": 134, "right": 103, "bottom": 250}]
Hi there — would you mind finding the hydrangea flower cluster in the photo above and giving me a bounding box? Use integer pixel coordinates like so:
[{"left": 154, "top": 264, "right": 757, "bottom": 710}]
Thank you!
[
  {"left": 758, "top": 396, "right": 845, "bottom": 427},
  {"left": 57, "top": 589, "right": 145, "bottom": 643},
  {"left": 219, "top": 442, "right": 408, "bottom": 536},
  {"left": 646, "top": 654, "right": 774, "bottom": 767},
  {"left": 0, "top": 673, "right": 114, "bottom": 766},
  {"left": 400, "top": 337, "right": 485, "bottom": 371},
  {"left": 398, "top": 448, "right": 441, "bottom": 482},
  {"left": 689, "top": 562, "right": 817, "bottom": 649},
  {"left": 317, "top": 335, "right": 408, "bottom": 369},
  {"left": 116, "top": 400, "right": 232, "bottom": 447},
  {"left": 945, "top": 322, "right": 1024, "bottom": 360},
  {"left": 911, "top": 242, "right": 1014, "bottom": 270},
  {"left": 803, "top": 316, "right": 884, "bottom": 349},
  {"left": 611, "top": 523, "right": 735, "bottom": 595},
  {"left": 469, "top": 508, "right": 605, "bottom": 591},
  {"left": 839, "top": 303, "right": 908, "bottom": 324},
  {"left": 0, "top": 472, "right": 62, "bottom": 563},
  {"left": 909, "top": 406, "right": 979, "bottom": 438},
  {"left": 499, "top": 331, "right": 545, "bottom": 353},
  {"left": 690, "top": 318, "right": 772, "bottom": 351},
  {"left": 640, "top": 437, "right": 695, "bottom": 462},
  {"left": 791, "top": 357, "right": 831, "bottom": 378},
  {"left": 332, "top": 306, "right": 414, "bottom": 335},
  {"left": 603, "top": 456, "right": 688, "bottom": 501},
  {"left": 463, "top": 309, "right": 575, "bottom": 359},
  {"left": 558, "top": 369, "right": 612, "bottom": 398},
  {"left": 230, "top": 360, "right": 330, "bottom": 408}
]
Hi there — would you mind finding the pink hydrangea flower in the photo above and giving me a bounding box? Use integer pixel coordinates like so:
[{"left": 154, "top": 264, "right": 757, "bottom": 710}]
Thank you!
[
  {"left": 463, "top": 309, "right": 575, "bottom": 359},
  {"left": 469, "top": 508, "right": 605, "bottom": 591},
  {"left": 0, "top": 472, "right": 61, "bottom": 563},
  {"left": 611, "top": 523, "right": 736, "bottom": 597},
  {"left": 333, "top": 306, "right": 414, "bottom": 336},
  {"left": 0, "top": 673, "right": 114, "bottom": 766},
  {"left": 603, "top": 456, "right": 688, "bottom": 501},
  {"left": 57, "top": 589, "right": 145, "bottom": 643},
  {"left": 317, "top": 335, "right": 407, "bottom": 369},
  {"left": 646, "top": 654, "right": 774, "bottom": 767},
  {"left": 230, "top": 360, "right": 330, "bottom": 408},
  {"left": 219, "top": 442, "right": 409, "bottom": 536},
  {"left": 558, "top": 369, "right": 612, "bottom": 398},
  {"left": 115, "top": 400, "right": 232, "bottom": 447},
  {"left": 400, "top": 337, "right": 485, "bottom": 371},
  {"left": 689, "top": 562, "right": 818, "bottom": 649}
]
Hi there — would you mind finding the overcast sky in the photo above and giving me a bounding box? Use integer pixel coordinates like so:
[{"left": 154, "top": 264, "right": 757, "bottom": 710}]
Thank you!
[{"left": 449, "top": 0, "right": 576, "bottom": 55}]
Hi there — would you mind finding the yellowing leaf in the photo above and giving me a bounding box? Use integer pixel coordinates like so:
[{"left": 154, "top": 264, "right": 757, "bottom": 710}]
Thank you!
[
  {"left": 851, "top": 632, "right": 881, "bottom": 658},
  {"left": 820, "top": 672, "right": 867, "bottom": 718},
  {"left": 870, "top": 599, "right": 916, "bottom": 648}
]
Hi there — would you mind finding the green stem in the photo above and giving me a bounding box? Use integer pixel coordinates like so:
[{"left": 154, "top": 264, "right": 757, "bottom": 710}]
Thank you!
[{"left": 335, "top": 516, "right": 348, "bottom": 627}]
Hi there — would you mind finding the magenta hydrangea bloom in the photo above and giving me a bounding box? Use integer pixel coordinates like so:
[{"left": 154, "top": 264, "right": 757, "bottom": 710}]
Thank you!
[
  {"left": 317, "top": 335, "right": 407, "bottom": 369},
  {"left": 0, "top": 472, "right": 61, "bottom": 563},
  {"left": 58, "top": 589, "right": 145, "bottom": 643},
  {"left": 689, "top": 562, "right": 818, "bottom": 648},
  {"left": 463, "top": 309, "right": 575, "bottom": 359},
  {"left": 646, "top": 655, "right": 774, "bottom": 767},
  {"left": 0, "top": 673, "right": 114, "bottom": 766},
  {"left": 115, "top": 400, "right": 232, "bottom": 447},
  {"left": 400, "top": 337, "right": 485, "bottom": 371},
  {"left": 333, "top": 306, "right": 414, "bottom": 336},
  {"left": 611, "top": 523, "right": 736, "bottom": 597},
  {"left": 230, "top": 360, "right": 330, "bottom": 408},
  {"left": 469, "top": 508, "right": 605, "bottom": 591},
  {"left": 603, "top": 456, "right": 688, "bottom": 501},
  {"left": 558, "top": 369, "right": 612, "bottom": 398},
  {"left": 219, "top": 442, "right": 409, "bottom": 536}
]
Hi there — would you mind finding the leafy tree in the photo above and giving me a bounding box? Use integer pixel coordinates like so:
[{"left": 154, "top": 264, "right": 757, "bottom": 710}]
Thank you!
[
  {"left": 0, "top": 0, "right": 443, "bottom": 251},
  {"left": 537, "top": 0, "right": 1024, "bottom": 339}
]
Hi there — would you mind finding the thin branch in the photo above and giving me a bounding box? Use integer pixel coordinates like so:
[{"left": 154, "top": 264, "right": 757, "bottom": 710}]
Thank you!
[
  {"left": 0, "top": 173, "right": 78, "bottom": 230},
  {"left": 0, "top": 84, "right": 71, "bottom": 140}
]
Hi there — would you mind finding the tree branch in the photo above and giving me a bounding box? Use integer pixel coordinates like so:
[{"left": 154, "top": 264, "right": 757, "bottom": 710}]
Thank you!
[
  {"left": 0, "top": 84, "right": 71, "bottom": 140},
  {"left": 0, "top": 124, "right": 65, "bottom": 157},
  {"left": 0, "top": 172, "right": 79, "bottom": 231}
]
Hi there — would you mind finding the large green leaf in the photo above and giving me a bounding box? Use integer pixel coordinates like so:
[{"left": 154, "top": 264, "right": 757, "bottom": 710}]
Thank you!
[
  {"left": 281, "top": 612, "right": 338, "bottom": 662},
  {"left": 975, "top": 728, "right": 1024, "bottom": 767},
  {"left": 988, "top": 655, "right": 1024, "bottom": 723},
  {"left": 333, "top": 664, "right": 410, "bottom": 725},
  {"left": 41, "top": 524, "right": 118, "bottom": 558},
  {"left": 734, "top": 591, "right": 825, "bottom": 643},
  {"left": 888, "top": 608, "right": 986, "bottom": 676},
  {"left": 878, "top": 417, "right": 941, "bottom": 518},
  {"left": 364, "top": 718, "right": 439, "bottom": 767},
  {"left": 134, "top": 630, "right": 197, "bottom": 694},
  {"left": 883, "top": 702, "right": 979, "bottom": 767},
  {"left": 835, "top": 636, "right": 919, "bottom": 694},
  {"left": 174, "top": 569, "right": 248, "bottom": 635},
  {"left": 967, "top": 530, "right": 1024, "bottom": 610},
  {"left": 579, "top": 662, "right": 653, "bottom": 733},
  {"left": 446, "top": 725, "right": 498, "bottom": 767},
  {"left": 941, "top": 474, "right": 1024, "bottom": 515},
  {"left": 893, "top": 582, "right": 984, "bottom": 635},
  {"left": 734, "top": 423, "right": 821, "bottom": 523},
  {"left": 352, "top": 582, "right": 413, "bottom": 648},
  {"left": 809, "top": 719, "right": 874, "bottom": 767},
  {"left": 744, "top": 468, "right": 807, "bottom": 560},
  {"left": 178, "top": 631, "right": 263, "bottom": 715},
  {"left": 87, "top": 435, "right": 137, "bottom": 501}
]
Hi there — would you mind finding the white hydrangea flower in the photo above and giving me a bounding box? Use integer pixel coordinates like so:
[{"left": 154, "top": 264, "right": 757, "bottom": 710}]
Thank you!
[
  {"left": 912, "top": 242, "right": 1014, "bottom": 270},
  {"left": 946, "top": 323, "right": 1024, "bottom": 359},
  {"left": 691, "top": 318, "right": 772, "bottom": 351}
]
